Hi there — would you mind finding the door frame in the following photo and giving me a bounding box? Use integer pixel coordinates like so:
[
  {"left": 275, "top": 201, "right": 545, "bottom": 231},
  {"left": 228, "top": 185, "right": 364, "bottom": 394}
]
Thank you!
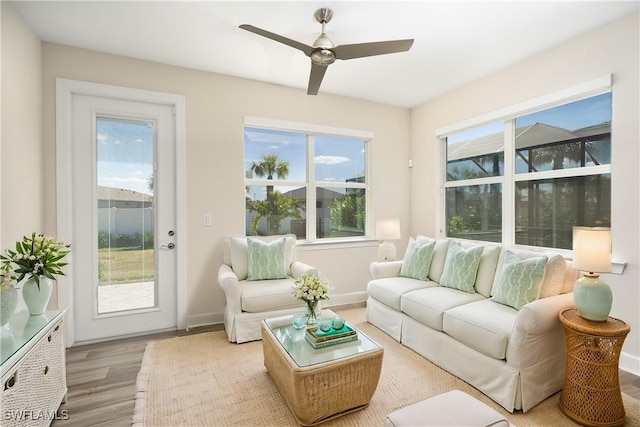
[{"left": 56, "top": 78, "right": 187, "bottom": 346}]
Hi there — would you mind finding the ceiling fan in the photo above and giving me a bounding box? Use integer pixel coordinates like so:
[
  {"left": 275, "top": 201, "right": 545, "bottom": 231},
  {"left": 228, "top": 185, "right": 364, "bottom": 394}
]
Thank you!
[{"left": 240, "top": 8, "right": 414, "bottom": 95}]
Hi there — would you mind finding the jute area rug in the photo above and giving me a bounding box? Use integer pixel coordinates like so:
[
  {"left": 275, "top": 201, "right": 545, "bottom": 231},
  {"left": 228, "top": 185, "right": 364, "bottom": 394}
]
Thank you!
[{"left": 133, "top": 308, "right": 640, "bottom": 426}]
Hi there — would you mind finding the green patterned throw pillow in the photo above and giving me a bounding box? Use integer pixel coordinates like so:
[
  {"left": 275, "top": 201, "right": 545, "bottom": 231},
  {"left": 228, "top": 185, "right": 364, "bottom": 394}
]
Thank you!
[
  {"left": 247, "top": 237, "right": 287, "bottom": 281},
  {"left": 439, "top": 243, "right": 483, "bottom": 293},
  {"left": 491, "top": 250, "right": 548, "bottom": 310},
  {"left": 399, "top": 237, "right": 436, "bottom": 281}
]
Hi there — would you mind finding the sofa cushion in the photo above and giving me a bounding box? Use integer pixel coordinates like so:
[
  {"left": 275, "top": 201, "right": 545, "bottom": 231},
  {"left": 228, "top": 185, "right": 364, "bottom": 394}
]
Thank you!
[
  {"left": 368, "top": 277, "right": 437, "bottom": 311},
  {"left": 399, "top": 238, "right": 436, "bottom": 281},
  {"left": 439, "top": 242, "right": 483, "bottom": 293},
  {"left": 491, "top": 248, "right": 567, "bottom": 298},
  {"left": 240, "top": 278, "right": 302, "bottom": 312},
  {"left": 561, "top": 265, "right": 579, "bottom": 294},
  {"left": 416, "top": 235, "right": 451, "bottom": 282},
  {"left": 491, "top": 250, "right": 547, "bottom": 310},
  {"left": 229, "top": 234, "right": 296, "bottom": 280},
  {"left": 460, "top": 242, "right": 501, "bottom": 297},
  {"left": 247, "top": 237, "right": 287, "bottom": 281},
  {"left": 401, "top": 287, "right": 485, "bottom": 331},
  {"left": 443, "top": 299, "right": 517, "bottom": 360}
]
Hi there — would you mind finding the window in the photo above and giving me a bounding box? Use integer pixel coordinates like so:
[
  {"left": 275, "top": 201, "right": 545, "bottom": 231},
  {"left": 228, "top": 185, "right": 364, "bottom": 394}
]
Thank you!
[
  {"left": 443, "top": 91, "right": 611, "bottom": 250},
  {"left": 244, "top": 118, "right": 370, "bottom": 241}
]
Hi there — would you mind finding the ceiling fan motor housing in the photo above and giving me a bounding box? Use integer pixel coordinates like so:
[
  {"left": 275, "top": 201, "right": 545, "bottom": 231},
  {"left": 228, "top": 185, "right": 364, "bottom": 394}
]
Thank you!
[{"left": 311, "top": 49, "right": 335, "bottom": 65}]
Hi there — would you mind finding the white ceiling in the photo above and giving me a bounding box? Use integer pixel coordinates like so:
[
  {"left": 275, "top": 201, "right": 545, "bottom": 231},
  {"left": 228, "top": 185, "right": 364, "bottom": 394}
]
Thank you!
[{"left": 12, "top": 1, "right": 639, "bottom": 108}]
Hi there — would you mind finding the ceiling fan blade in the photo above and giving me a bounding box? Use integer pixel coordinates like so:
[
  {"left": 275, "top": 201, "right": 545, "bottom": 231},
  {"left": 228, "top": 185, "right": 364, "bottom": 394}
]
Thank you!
[
  {"left": 307, "top": 63, "right": 328, "bottom": 95},
  {"left": 333, "top": 39, "right": 414, "bottom": 60},
  {"left": 239, "top": 24, "right": 315, "bottom": 57}
]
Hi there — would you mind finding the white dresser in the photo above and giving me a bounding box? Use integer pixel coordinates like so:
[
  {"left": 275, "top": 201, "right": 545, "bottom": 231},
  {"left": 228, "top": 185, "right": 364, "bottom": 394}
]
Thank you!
[{"left": 1, "top": 310, "right": 67, "bottom": 426}]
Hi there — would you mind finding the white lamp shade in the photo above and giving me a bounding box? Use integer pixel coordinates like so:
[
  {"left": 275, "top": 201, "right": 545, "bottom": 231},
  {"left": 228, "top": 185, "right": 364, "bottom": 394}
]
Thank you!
[
  {"left": 376, "top": 219, "right": 401, "bottom": 241},
  {"left": 572, "top": 226, "right": 611, "bottom": 273}
]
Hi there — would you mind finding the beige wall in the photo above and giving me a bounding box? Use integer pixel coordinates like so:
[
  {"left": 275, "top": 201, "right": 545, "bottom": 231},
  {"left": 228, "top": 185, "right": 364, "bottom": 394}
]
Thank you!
[
  {"left": 1, "top": 2, "right": 43, "bottom": 249},
  {"left": 410, "top": 13, "right": 640, "bottom": 369},
  {"left": 40, "top": 43, "right": 411, "bottom": 326},
  {"left": 5, "top": 2, "right": 639, "bottom": 370}
]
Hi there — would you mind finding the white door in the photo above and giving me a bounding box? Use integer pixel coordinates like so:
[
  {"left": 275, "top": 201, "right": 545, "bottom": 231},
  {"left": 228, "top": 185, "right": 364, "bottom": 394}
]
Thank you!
[{"left": 70, "top": 93, "right": 177, "bottom": 342}]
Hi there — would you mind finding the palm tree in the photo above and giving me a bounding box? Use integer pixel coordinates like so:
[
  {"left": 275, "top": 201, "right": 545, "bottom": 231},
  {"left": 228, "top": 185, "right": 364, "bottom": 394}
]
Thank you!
[
  {"left": 248, "top": 154, "right": 290, "bottom": 196},
  {"left": 247, "top": 191, "right": 305, "bottom": 235},
  {"left": 246, "top": 154, "right": 305, "bottom": 235}
]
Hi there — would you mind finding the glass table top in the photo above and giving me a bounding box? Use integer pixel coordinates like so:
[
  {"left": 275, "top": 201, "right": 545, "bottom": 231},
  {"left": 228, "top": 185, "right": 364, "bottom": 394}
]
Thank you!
[
  {"left": 263, "top": 313, "right": 381, "bottom": 368},
  {"left": 1, "top": 310, "right": 64, "bottom": 373}
]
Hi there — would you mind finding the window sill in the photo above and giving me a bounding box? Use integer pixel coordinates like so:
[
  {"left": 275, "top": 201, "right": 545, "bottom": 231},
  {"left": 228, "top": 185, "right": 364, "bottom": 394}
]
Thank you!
[{"left": 296, "top": 239, "right": 379, "bottom": 251}]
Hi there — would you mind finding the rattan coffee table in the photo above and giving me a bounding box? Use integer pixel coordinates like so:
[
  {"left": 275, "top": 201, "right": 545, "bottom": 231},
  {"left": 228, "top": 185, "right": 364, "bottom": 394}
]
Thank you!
[{"left": 261, "top": 313, "right": 383, "bottom": 426}]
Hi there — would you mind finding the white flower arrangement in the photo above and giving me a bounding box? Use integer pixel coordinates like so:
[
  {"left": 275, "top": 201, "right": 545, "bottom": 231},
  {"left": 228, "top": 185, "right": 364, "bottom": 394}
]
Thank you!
[
  {"left": 1, "top": 232, "right": 71, "bottom": 289},
  {"left": 292, "top": 274, "right": 330, "bottom": 302}
]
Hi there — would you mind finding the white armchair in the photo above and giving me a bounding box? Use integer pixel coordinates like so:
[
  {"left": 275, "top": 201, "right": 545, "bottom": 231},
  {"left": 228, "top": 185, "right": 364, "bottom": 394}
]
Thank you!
[{"left": 218, "top": 234, "right": 318, "bottom": 343}]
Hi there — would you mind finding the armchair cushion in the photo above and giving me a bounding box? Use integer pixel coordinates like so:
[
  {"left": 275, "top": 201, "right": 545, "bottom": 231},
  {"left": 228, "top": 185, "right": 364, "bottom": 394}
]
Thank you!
[
  {"left": 247, "top": 237, "right": 287, "bottom": 280},
  {"left": 229, "top": 234, "right": 296, "bottom": 280},
  {"left": 241, "top": 278, "right": 302, "bottom": 313}
]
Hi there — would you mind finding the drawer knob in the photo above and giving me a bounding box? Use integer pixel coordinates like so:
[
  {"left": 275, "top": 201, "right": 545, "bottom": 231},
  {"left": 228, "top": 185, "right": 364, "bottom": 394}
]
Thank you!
[{"left": 4, "top": 374, "right": 16, "bottom": 390}]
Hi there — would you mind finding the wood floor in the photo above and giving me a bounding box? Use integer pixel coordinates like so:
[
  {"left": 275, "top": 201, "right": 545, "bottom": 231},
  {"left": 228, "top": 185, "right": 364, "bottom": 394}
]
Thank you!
[
  {"left": 53, "top": 325, "right": 221, "bottom": 427},
  {"left": 54, "top": 324, "right": 640, "bottom": 427}
]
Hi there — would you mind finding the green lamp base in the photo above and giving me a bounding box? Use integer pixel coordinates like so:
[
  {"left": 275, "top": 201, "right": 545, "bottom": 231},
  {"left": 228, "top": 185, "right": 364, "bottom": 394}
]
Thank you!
[{"left": 573, "top": 273, "right": 612, "bottom": 322}]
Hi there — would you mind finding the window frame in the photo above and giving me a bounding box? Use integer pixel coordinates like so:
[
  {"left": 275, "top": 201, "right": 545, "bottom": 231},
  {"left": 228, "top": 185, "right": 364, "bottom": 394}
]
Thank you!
[
  {"left": 244, "top": 116, "right": 373, "bottom": 243},
  {"left": 436, "top": 75, "right": 612, "bottom": 253}
]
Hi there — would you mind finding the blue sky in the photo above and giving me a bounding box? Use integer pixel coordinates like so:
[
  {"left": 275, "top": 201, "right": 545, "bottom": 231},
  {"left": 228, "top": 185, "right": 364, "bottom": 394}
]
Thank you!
[
  {"left": 97, "top": 117, "right": 154, "bottom": 195},
  {"left": 448, "top": 92, "right": 611, "bottom": 144},
  {"left": 244, "top": 128, "right": 366, "bottom": 184}
]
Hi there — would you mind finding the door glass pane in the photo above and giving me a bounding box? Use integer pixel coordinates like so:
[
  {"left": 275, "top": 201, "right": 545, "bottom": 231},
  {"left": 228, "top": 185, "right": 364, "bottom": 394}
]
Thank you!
[{"left": 96, "top": 116, "right": 155, "bottom": 314}]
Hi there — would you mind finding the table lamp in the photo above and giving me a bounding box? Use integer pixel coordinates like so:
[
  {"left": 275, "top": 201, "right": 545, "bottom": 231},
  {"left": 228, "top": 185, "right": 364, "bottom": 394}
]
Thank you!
[
  {"left": 572, "top": 226, "right": 612, "bottom": 321},
  {"left": 376, "top": 219, "right": 401, "bottom": 261}
]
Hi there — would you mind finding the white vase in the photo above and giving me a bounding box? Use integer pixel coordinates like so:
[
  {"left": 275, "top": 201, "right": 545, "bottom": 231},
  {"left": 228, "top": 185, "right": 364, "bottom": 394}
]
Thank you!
[
  {"left": 22, "top": 276, "right": 53, "bottom": 316},
  {"left": 0, "top": 284, "right": 18, "bottom": 326}
]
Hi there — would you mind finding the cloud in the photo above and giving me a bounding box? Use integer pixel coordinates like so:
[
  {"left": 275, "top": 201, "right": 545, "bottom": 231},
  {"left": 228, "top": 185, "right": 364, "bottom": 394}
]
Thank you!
[{"left": 315, "top": 155, "right": 350, "bottom": 165}]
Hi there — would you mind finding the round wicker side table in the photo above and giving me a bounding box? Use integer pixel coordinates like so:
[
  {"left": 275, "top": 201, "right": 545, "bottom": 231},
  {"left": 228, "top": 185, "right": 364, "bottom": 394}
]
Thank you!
[{"left": 558, "top": 308, "right": 630, "bottom": 427}]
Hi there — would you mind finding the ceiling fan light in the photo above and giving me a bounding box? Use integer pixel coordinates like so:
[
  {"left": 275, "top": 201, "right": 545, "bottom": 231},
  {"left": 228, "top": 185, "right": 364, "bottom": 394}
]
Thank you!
[{"left": 311, "top": 49, "right": 335, "bottom": 65}]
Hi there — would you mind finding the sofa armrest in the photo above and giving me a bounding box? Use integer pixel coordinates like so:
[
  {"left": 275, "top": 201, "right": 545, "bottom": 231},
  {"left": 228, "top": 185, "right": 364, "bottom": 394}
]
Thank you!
[
  {"left": 291, "top": 261, "right": 318, "bottom": 279},
  {"left": 218, "top": 264, "right": 242, "bottom": 315},
  {"left": 370, "top": 261, "right": 403, "bottom": 279},
  {"left": 506, "top": 292, "right": 575, "bottom": 367},
  {"left": 515, "top": 292, "right": 575, "bottom": 336}
]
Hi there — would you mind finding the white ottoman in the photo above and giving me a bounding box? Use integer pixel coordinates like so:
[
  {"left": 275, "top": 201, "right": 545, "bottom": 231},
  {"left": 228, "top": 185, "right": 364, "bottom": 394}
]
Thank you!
[{"left": 384, "top": 390, "right": 511, "bottom": 427}]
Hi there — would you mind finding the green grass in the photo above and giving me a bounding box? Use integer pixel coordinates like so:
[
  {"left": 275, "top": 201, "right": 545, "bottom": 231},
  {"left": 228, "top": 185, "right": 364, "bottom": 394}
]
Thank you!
[{"left": 98, "top": 248, "right": 154, "bottom": 285}]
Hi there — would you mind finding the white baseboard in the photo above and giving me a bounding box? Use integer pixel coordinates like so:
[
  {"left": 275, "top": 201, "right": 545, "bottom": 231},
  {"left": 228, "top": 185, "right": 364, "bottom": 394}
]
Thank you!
[
  {"left": 620, "top": 351, "right": 640, "bottom": 376},
  {"left": 186, "top": 312, "right": 223, "bottom": 331},
  {"left": 185, "top": 291, "right": 368, "bottom": 330},
  {"left": 323, "top": 291, "right": 368, "bottom": 308}
]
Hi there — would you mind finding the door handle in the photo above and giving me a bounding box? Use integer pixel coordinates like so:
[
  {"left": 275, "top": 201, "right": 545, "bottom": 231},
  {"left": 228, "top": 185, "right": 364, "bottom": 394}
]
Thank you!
[{"left": 161, "top": 243, "right": 175, "bottom": 250}]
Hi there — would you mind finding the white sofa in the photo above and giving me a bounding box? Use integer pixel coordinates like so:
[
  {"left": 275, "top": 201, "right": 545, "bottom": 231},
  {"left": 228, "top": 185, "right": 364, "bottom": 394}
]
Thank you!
[
  {"left": 218, "top": 234, "right": 318, "bottom": 343},
  {"left": 366, "top": 235, "right": 578, "bottom": 413}
]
